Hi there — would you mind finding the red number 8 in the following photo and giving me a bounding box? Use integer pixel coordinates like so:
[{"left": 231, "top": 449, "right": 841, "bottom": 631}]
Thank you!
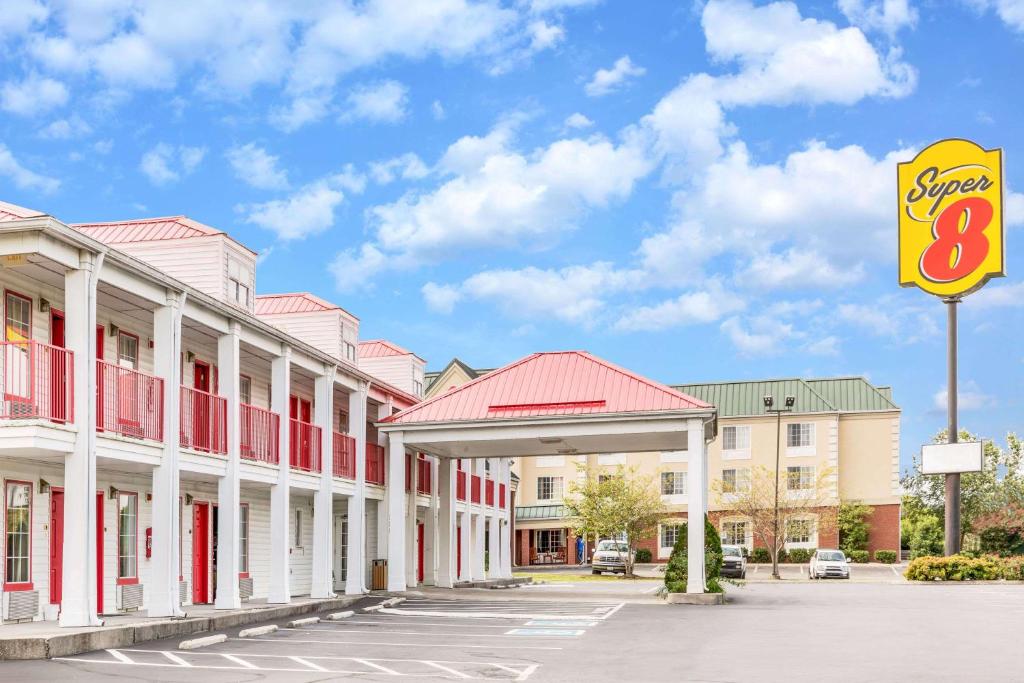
[{"left": 919, "top": 197, "right": 992, "bottom": 283}]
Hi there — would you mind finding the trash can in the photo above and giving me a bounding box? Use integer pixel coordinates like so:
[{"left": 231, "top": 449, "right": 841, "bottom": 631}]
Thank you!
[{"left": 372, "top": 559, "right": 388, "bottom": 590}]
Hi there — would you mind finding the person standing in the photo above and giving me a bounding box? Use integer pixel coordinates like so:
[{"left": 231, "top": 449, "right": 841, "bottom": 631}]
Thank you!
[{"left": 576, "top": 535, "right": 585, "bottom": 565}]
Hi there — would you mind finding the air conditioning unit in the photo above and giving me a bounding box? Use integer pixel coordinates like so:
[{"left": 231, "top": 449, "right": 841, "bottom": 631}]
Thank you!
[
  {"left": 117, "top": 583, "right": 144, "bottom": 612},
  {"left": 239, "top": 576, "right": 254, "bottom": 601},
  {"left": 2, "top": 590, "right": 40, "bottom": 622},
  {"left": 179, "top": 580, "right": 189, "bottom": 606}
]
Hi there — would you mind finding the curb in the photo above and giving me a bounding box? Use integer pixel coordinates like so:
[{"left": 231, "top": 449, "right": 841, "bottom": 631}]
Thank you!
[
  {"left": 179, "top": 634, "right": 227, "bottom": 650},
  {"left": 326, "top": 611, "right": 354, "bottom": 620},
  {"left": 287, "top": 617, "right": 320, "bottom": 628},
  {"left": 238, "top": 625, "right": 278, "bottom": 638}
]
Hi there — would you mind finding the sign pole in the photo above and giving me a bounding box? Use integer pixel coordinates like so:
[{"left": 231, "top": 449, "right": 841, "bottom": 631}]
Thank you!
[{"left": 944, "top": 297, "right": 960, "bottom": 556}]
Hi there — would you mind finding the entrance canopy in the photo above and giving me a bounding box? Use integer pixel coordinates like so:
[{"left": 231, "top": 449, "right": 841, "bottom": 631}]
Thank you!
[{"left": 379, "top": 351, "right": 716, "bottom": 458}]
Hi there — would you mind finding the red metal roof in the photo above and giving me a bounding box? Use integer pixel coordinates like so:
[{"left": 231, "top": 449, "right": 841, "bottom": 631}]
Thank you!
[
  {"left": 255, "top": 292, "right": 343, "bottom": 315},
  {"left": 359, "top": 339, "right": 415, "bottom": 359},
  {"left": 383, "top": 351, "right": 711, "bottom": 424},
  {"left": 0, "top": 201, "right": 44, "bottom": 222},
  {"left": 71, "top": 216, "right": 224, "bottom": 243}
]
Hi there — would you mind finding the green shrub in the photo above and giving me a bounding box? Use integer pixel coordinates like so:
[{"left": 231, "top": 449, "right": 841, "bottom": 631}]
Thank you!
[
  {"left": 838, "top": 501, "right": 872, "bottom": 555},
  {"left": 1000, "top": 556, "right": 1024, "bottom": 581},
  {"left": 664, "top": 516, "right": 724, "bottom": 593},
  {"left": 909, "top": 516, "right": 944, "bottom": 559},
  {"left": 904, "top": 554, "right": 1006, "bottom": 581},
  {"left": 874, "top": 550, "right": 898, "bottom": 564},
  {"left": 750, "top": 548, "right": 771, "bottom": 564},
  {"left": 777, "top": 548, "right": 788, "bottom": 564},
  {"left": 787, "top": 548, "right": 812, "bottom": 563},
  {"left": 847, "top": 550, "right": 869, "bottom": 563},
  {"left": 634, "top": 548, "right": 652, "bottom": 563}
]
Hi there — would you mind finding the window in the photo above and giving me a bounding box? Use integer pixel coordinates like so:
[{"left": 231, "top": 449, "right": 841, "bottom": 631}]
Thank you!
[
  {"left": 4, "top": 292, "right": 31, "bottom": 342},
  {"left": 786, "top": 466, "right": 815, "bottom": 491},
  {"left": 117, "top": 331, "right": 139, "bottom": 369},
  {"left": 343, "top": 341, "right": 356, "bottom": 363},
  {"left": 721, "top": 520, "right": 749, "bottom": 546},
  {"left": 239, "top": 503, "right": 250, "bottom": 576},
  {"left": 660, "top": 471, "right": 686, "bottom": 495},
  {"left": 536, "top": 476, "right": 563, "bottom": 501},
  {"left": 722, "top": 425, "right": 750, "bottom": 451},
  {"left": 239, "top": 375, "right": 252, "bottom": 405},
  {"left": 535, "top": 529, "right": 565, "bottom": 553},
  {"left": 721, "top": 468, "right": 751, "bottom": 494},
  {"left": 117, "top": 492, "right": 138, "bottom": 582},
  {"left": 293, "top": 508, "right": 302, "bottom": 548},
  {"left": 228, "top": 259, "right": 252, "bottom": 308},
  {"left": 785, "top": 518, "right": 814, "bottom": 544},
  {"left": 4, "top": 481, "right": 31, "bottom": 588},
  {"left": 660, "top": 524, "right": 682, "bottom": 548},
  {"left": 787, "top": 423, "right": 814, "bottom": 448}
]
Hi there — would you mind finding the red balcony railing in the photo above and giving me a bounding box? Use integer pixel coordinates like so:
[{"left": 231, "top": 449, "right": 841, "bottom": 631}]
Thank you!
[
  {"left": 96, "top": 359, "right": 163, "bottom": 441},
  {"left": 471, "top": 474, "right": 481, "bottom": 504},
  {"left": 417, "top": 456, "right": 432, "bottom": 495},
  {"left": 333, "top": 432, "right": 356, "bottom": 479},
  {"left": 179, "top": 386, "right": 227, "bottom": 454},
  {"left": 240, "top": 403, "right": 279, "bottom": 464},
  {"left": 485, "top": 478, "right": 495, "bottom": 506},
  {"left": 289, "top": 419, "right": 322, "bottom": 472},
  {"left": 366, "top": 443, "right": 385, "bottom": 486},
  {"left": 456, "top": 469, "right": 467, "bottom": 501},
  {"left": 0, "top": 341, "right": 73, "bottom": 423},
  {"left": 499, "top": 483, "right": 507, "bottom": 508}
]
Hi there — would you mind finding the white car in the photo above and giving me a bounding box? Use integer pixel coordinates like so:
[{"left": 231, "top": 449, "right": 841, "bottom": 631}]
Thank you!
[
  {"left": 721, "top": 545, "right": 747, "bottom": 579},
  {"left": 809, "top": 549, "right": 851, "bottom": 579},
  {"left": 591, "top": 540, "right": 629, "bottom": 574}
]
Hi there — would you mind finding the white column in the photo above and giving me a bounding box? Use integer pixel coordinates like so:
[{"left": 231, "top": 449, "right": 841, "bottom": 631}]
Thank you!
[
  {"left": 215, "top": 321, "right": 242, "bottom": 609},
  {"left": 487, "top": 513, "right": 500, "bottom": 579},
  {"left": 60, "top": 251, "right": 104, "bottom": 627},
  {"left": 405, "top": 450, "right": 418, "bottom": 587},
  {"left": 499, "top": 458, "right": 513, "bottom": 579},
  {"left": 437, "top": 459, "right": 455, "bottom": 587},
  {"left": 268, "top": 347, "right": 291, "bottom": 603},
  {"left": 458, "top": 510, "right": 471, "bottom": 582},
  {"left": 686, "top": 418, "right": 708, "bottom": 594},
  {"left": 427, "top": 457, "right": 439, "bottom": 586},
  {"left": 471, "top": 460, "right": 487, "bottom": 580},
  {"left": 151, "top": 291, "right": 187, "bottom": 617},
  {"left": 345, "top": 383, "right": 368, "bottom": 595},
  {"left": 385, "top": 430, "right": 407, "bottom": 591},
  {"left": 311, "top": 367, "right": 336, "bottom": 598}
]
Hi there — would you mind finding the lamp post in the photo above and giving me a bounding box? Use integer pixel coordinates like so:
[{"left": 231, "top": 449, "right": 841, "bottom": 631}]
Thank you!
[{"left": 764, "top": 394, "right": 796, "bottom": 580}]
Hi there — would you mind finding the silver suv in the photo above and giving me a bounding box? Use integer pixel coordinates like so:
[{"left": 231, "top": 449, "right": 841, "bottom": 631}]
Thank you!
[{"left": 591, "top": 540, "right": 629, "bottom": 575}]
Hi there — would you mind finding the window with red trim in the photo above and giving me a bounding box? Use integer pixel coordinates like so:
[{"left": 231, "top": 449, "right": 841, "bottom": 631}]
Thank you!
[
  {"left": 117, "top": 492, "right": 138, "bottom": 584},
  {"left": 239, "top": 503, "right": 250, "bottom": 577},
  {"left": 117, "top": 331, "right": 139, "bottom": 369},
  {"left": 239, "top": 375, "right": 252, "bottom": 405},
  {"left": 4, "top": 291, "right": 31, "bottom": 343},
  {"left": 4, "top": 480, "right": 32, "bottom": 590}
]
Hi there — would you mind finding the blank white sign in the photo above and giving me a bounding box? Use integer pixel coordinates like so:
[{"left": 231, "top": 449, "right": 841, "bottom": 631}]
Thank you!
[{"left": 921, "top": 441, "right": 983, "bottom": 474}]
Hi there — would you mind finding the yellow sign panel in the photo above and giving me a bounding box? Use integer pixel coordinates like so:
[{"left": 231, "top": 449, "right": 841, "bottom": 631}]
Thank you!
[{"left": 897, "top": 138, "right": 1004, "bottom": 297}]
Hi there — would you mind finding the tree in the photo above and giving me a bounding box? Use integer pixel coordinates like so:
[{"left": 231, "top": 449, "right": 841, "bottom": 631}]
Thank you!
[
  {"left": 565, "top": 464, "right": 667, "bottom": 577},
  {"left": 837, "top": 501, "right": 873, "bottom": 555},
  {"left": 712, "top": 464, "right": 838, "bottom": 579},
  {"left": 664, "top": 515, "right": 724, "bottom": 593}
]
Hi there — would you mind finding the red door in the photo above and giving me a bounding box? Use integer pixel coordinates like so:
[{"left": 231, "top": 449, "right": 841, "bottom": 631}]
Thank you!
[
  {"left": 193, "top": 361, "right": 211, "bottom": 451},
  {"left": 49, "top": 311, "right": 67, "bottom": 422},
  {"left": 456, "top": 526, "right": 462, "bottom": 578},
  {"left": 96, "top": 491, "right": 104, "bottom": 614},
  {"left": 289, "top": 396, "right": 312, "bottom": 468},
  {"left": 95, "top": 326, "right": 105, "bottom": 430},
  {"left": 50, "top": 489, "right": 64, "bottom": 604},
  {"left": 417, "top": 522, "right": 425, "bottom": 583},
  {"left": 192, "top": 503, "right": 210, "bottom": 604}
]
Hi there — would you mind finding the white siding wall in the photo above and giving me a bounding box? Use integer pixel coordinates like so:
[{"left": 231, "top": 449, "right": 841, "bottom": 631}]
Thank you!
[
  {"left": 116, "top": 238, "right": 223, "bottom": 302},
  {"left": 289, "top": 495, "right": 315, "bottom": 596},
  {"left": 256, "top": 310, "right": 343, "bottom": 361},
  {"left": 359, "top": 355, "right": 419, "bottom": 396}
]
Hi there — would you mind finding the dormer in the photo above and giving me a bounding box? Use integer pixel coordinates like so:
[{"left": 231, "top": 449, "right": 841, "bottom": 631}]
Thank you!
[
  {"left": 358, "top": 340, "right": 427, "bottom": 397},
  {"left": 71, "top": 216, "right": 258, "bottom": 312},
  {"left": 255, "top": 293, "right": 359, "bottom": 365}
]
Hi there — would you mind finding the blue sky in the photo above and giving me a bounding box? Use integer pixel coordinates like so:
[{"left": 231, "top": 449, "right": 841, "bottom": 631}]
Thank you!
[{"left": 1, "top": 0, "right": 1022, "bottom": 471}]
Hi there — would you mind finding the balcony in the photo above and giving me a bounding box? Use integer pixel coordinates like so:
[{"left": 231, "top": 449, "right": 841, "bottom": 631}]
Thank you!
[
  {"left": 240, "top": 403, "right": 279, "bottom": 465},
  {"left": 366, "top": 443, "right": 385, "bottom": 486},
  {"left": 333, "top": 432, "right": 356, "bottom": 479},
  {"left": 499, "top": 483, "right": 506, "bottom": 509},
  {"left": 289, "top": 419, "right": 322, "bottom": 473},
  {"left": 0, "top": 341, "right": 73, "bottom": 423},
  {"left": 417, "top": 456, "right": 431, "bottom": 495},
  {"left": 471, "top": 474, "right": 481, "bottom": 504},
  {"left": 96, "top": 359, "right": 163, "bottom": 442},
  {"left": 179, "top": 386, "right": 227, "bottom": 454},
  {"left": 485, "top": 478, "right": 494, "bottom": 507},
  {"left": 456, "top": 469, "right": 467, "bottom": 501}
]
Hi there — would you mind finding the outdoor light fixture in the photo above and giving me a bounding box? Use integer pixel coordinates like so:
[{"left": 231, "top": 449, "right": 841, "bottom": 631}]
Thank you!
[
  {"left": 764, "top": 393, "right": 797, "bottom": 580},
  {"left": 39, "top": 479, "right": 50, "bottom": 494},
  {"left": 108, "top": 485, "right": 119, "bottom": 500},
  {"left": 108, "top": 322, "right": 119, "bottom": 337},
  {"left": 763, "top": 395, "right": 774, "bottom": 408},
  {"left": 185, "top": 493, "right": 194, "bottom": 505},
  {"left": 38, "top": 298, "right": 50, "bottom": 312},
  {"left": 186, "top": 350, "right": 196, "bottom": 363},
  {"left": 785, "top": 395, "right": 796, "bottom": 408}
]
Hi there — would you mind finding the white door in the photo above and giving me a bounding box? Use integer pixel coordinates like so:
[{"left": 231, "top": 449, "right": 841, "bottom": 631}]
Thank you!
[{"left": 333, "top": 515, "right": 348, "bottom": 591}]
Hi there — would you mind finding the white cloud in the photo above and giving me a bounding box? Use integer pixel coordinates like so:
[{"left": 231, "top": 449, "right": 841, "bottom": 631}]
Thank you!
[
  {"left": 805, "top": 335, "right": 840, "bottom": 356},
  {"left": 269, "top": 93, "right": 332, "bottom": 132},
  {"left": 971, "top": 281, "right": 1024, "bottom": 309},
  {"left": 341, "top": 80, "right": 409, "bottom": 124},
  {"left": 968, "top": 0, "right": 1024, "bottom": 32},
  {"left": 369, "top": 153, "right": 429, "bottom": 184},
  {"left": 1, "top": 74, "right": 69, "bottom": 116},
  {"left": 933, "top": 381, "right": 995, "bottom": 412},
  {"left": 614, "top": 287, "right": 745, "bottom": 331},
  {"left": 421, "top": 282, "right": 462, "bottom": 314},
  {"left": 226, "top": 143, "right": 289, "bottom": 190},
  {"left": 0, "top": 143, "right": 60, "bottom": 193},
  {"left": 330, "top": 243, "right": 389, "bottom": 292},
  {"left": 836, "top": 299, "right": 940, "bottom": 343},
  {"left": 139, "top": 143, "right": 206, "bottom": 186},
  {"left": 742, "top": 249, "right": 866, "bottom": 289},
  {"left": 38, "top": 115, "right": 91, "bottom": 140},
  {"left": 839, "top": 0, "right": 918, "bottom": 36},
  {"left": 528, "top": 20, "right": 565, "bottom": 51},
  {"left": 241, "top": 182, "right": 345, "bottom": 241},
  {"left": 584, "top": 55, "right": 645, "bottom": 97},
  {"left": 528, "top": 0, "right": 602, "bottom": 11},
  {"left": 0, "top": 0, "right": 47, "bottom": 38},
  {"left": 431, "top": 99, "right": 446, "bottom": 120},
  {"left": 93, "top": 139, "right": 114, "bottom": 155},
  {"left": 564, "top": 112, "right": 594, "bottom": 129},
  {"left": 720, "top": 315, "right": 794, "bottom": 356}
]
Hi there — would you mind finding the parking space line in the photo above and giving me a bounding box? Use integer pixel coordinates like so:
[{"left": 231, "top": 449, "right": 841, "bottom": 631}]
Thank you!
[
  {"left": 235, "top": 636, "right": 564, "bottom": 651},
  {"left": 355, "top": 658, "right": 402, "bottom": 675},
  {"left": 162, "top": 651, "right": 193, "bottom": 667},
  {"left": 282, "top": 626, "right": 563, "bottom": 638},
  {"left": 107, "top": 649, "right": 134, "bottom": 664},
  {"left": 424, "top": 661, "right": 474, "bottom": 679},
  {"left": 492, "top": 662, "right": 540, "bottom": 681},
  {"left": 289, "top": 656, "right": 328, "bottom": 672},
  {"left": 222, "top": 654, "right": 258, "bottom": 669},
  {"left": 346, "top": 619, "right": 521, "bottom": 628}
]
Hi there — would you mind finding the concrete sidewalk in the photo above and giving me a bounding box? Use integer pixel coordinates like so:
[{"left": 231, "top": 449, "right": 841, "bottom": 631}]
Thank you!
[{"left": 0, "top": 595, "right": 362, "bottom": 660}]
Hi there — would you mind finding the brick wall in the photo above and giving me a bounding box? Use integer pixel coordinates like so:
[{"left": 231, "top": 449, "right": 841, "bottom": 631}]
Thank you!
[{"left": 867, "top": 503, "right": 901, "bottom": 557}]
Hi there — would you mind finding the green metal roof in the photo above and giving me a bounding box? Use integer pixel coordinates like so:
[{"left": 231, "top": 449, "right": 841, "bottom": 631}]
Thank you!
[
  {"left": 515, "top": 504, "right": 568, "bottom": 521},
  {"left": 672, "top": 377, "right": 898, "bottom": 418}
]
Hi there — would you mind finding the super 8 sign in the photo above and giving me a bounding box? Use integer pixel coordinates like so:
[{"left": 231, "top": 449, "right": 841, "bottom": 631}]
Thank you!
[{"left": 898, "top": 138, "right": 1005, "bottom": 297}]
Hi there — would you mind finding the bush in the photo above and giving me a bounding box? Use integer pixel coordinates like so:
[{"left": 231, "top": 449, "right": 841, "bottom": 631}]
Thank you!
[
  {"left": 787, "top": 548, "right": 812, "bottom": 563},
  {"left": 909, "top": 515, "right": 944, "bottom": 559},
  {"left": 634, "top": 548, "right": 652, "bottom": 563},
  {"left": 978, "top": 526, "right": 1024, "bottom": 556},
  {"left": 838, "top": 501, "right": 872, "bottom": 555},
  {"left": 904, "top": 554, "right": 1007, "bottom": 581},
  {"left": 847, "top": 550, "right": 869, "bottom": 563},
  {"left": 874, "top": 550, "right": 898, "bottom": 564},
  {"left": 776, "top": 548, "right": 788, "bottom": 564},
  {"left": 664, "top": 516, "right": 724, "bottom": 593},
  {"left": 750, "top": 547, "right": 772, "bottom": 564}
]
